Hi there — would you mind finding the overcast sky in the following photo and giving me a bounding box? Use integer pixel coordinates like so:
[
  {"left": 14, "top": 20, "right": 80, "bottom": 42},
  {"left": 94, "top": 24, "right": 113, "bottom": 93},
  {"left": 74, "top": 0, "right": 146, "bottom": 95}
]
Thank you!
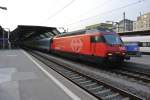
[{"left": 0, "top": 0, "right": 149, "bottom": 31}]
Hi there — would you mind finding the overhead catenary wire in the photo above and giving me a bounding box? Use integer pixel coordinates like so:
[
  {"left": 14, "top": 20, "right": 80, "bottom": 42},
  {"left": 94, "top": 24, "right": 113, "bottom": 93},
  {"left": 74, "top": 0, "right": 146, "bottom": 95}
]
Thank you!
[
  {"left": 64, "top": 0, "right": 145, "bottom": 27},
  {"left": 40, "top": 0, "right": 76, "bottom": 24},
  {"left": 40, "top": 0, "right": 114, "bottom": 28},
  {"left": 60, "top": 0, "right": 114, "bottom": 27},
  {"left": 75, "top": 0, "right": 114, "bottom": 19}
]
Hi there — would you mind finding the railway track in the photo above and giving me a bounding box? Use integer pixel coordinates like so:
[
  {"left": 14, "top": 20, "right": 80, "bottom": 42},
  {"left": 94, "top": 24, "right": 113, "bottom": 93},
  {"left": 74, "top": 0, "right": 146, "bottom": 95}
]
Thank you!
[
  {"left": 27, "top": 50, "right": 143, "bottom": 100},
  {"left": 111, "top": 68, "right": 150, "bottom": 84}
]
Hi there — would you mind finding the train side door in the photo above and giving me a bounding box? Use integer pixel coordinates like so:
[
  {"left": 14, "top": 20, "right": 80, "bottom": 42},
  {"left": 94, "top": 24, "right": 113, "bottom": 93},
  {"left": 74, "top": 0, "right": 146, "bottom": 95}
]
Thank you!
[
  {"left": 91, "top": 35, "right": 105, "bottom": 56},
  {"left": 90, "top": 36, "right": 96, "bottom": 56}
]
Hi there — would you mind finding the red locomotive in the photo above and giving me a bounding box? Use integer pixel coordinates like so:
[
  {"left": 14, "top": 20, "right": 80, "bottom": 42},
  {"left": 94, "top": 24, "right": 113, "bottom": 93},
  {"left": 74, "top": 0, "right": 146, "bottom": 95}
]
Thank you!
[{"left": 51, "top": 28, "right": 127, "bottom": 64}]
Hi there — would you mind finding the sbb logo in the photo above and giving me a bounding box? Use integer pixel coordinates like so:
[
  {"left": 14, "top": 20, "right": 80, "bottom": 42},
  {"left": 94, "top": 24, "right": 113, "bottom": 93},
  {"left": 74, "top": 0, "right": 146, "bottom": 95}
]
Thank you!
[{"left": 70, "top": 39, "right": 83, "bottom": 53}]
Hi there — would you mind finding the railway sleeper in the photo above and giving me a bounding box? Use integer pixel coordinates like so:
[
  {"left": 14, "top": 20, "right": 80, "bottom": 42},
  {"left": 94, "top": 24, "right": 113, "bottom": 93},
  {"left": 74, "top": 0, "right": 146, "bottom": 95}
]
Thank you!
[
  {"left": 88, "top": 85, "right": 104, "bottom": 91},
  {"left": 68, "top": 73, "right": 78, "bottom": 77},
  {"left": 73, "top": 78, "right": 87, "bottom": 81},
  {"left": 102, "top": 93, "right": 120, "bottom": 100},
  {"left": 71, "top": 76, "right": 83, "bottom": 80},
  {"left": 90, "top": 86, "right": 106, "bottom": 93},
  {"left": 84, "top": 83, "right": 97, "bottom": 87},
  {"left": 78, "top": 80, "right": 92, "bottom": 84}
]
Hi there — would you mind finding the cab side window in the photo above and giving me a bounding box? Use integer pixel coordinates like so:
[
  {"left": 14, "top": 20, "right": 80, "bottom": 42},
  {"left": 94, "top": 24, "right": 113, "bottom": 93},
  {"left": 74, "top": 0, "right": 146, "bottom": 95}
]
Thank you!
[{"left": 91, "top": 36, "right": 104, "bottom": 42}]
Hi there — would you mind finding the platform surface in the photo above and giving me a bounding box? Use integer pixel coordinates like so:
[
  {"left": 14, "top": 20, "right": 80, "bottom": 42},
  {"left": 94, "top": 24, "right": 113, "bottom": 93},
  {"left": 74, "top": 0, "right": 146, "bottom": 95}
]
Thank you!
[
  {"left": 127, "top": 55, "right": 150, "bottom": 66},
  {"left": 0, "top": 49, "right": 96, "bottom": 100}
]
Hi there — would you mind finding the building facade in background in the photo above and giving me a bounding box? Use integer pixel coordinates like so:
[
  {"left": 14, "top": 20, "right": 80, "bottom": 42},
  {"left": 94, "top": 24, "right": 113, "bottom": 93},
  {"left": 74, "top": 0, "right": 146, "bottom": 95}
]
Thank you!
[
  {"left": 115, "top": 19, "right": 133, "bottom": 33},
  {"left": 86, "top": 23, "right": 113, "bottom": 30},
  {"left": 85, "top": 12, "right": 150, "bottom": 33},
  {"left": 133, "top": 12, "right": 150, "bottom": 31}
]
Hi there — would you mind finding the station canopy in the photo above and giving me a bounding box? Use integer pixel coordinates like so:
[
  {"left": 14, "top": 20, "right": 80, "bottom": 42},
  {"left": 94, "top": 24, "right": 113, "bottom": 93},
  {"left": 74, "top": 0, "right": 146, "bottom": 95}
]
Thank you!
[
  {"left": 10, "top": 25, "right": 60, "bottom": 43},
  {"left": 0, "top": 26, "right": 8, "bottom": 38},
  {"left": 0, "top": 26, "right": 3, "bottom": 37},
  {"left": 118, "top": 30, "right": 150, "bottom": 36}
]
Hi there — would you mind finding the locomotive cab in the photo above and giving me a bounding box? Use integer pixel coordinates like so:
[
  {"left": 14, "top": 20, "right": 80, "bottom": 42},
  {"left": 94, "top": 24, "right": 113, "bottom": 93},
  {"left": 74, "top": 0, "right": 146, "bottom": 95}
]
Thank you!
[
  {"left": 89, "top": 28, "right": 127, "bottom": 63},
  {"left": 103, "top": 33, "right": 126, "bottom": 62}
]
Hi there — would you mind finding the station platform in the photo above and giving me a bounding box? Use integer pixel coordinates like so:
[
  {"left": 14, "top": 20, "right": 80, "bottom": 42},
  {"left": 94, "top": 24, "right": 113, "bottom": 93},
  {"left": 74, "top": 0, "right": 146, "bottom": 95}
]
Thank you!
[
  {"left": 126, "top": 55, "right": 150, "bottom": 69},
  {"left": 127, "top": 55, "right": 150, "bottom": 65},
  {"left": 0, "top": 49, "right": 96, "bottom": 100}
]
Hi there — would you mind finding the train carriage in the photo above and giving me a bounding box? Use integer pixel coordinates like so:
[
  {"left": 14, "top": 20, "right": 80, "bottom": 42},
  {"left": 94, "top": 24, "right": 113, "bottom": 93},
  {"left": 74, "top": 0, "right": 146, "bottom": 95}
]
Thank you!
[
  {"left": 124, "top": 41, "right": 141, "bottom": 57},
  {"left": 121, "top": 36, "right": 150, "bottom": 55}
]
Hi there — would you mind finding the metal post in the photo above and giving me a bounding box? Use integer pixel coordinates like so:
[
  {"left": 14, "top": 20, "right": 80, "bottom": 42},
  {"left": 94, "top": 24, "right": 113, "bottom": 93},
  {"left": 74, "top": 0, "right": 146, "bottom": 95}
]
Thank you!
[
  {"left": 2, "top": 29, "right": 5, "bottom": 49},
  {"left": 8, "top": 29, "right": 11, "bottom": 49},
  {"left": 116, "top": 22, "right": 119, "bottom": 33},
  {"left": 0, "top": 6, "right": 7, "bottom": 49},
  {"left": 4, "top": 28, "right": 11, "bottom": 49},
  {"left": 123, "top": 12, "right": 126, "bottom": 32}
]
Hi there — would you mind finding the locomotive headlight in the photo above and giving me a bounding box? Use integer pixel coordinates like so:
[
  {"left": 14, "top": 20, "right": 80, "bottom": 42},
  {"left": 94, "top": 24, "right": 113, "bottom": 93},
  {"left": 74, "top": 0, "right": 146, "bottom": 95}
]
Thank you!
[
  {"left": 108, "top": 53, "right": 112, "bottom": 56},
  {"left": 122, "top": 52, "right": 126, "bottom": 55}
]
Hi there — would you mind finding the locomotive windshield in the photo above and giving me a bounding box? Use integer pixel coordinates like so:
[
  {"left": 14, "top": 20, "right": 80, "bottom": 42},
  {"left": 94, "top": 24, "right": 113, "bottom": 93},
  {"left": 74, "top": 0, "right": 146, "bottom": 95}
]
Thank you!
[{"left": 104, "top": 34, "right": 123, "bottom": 45}]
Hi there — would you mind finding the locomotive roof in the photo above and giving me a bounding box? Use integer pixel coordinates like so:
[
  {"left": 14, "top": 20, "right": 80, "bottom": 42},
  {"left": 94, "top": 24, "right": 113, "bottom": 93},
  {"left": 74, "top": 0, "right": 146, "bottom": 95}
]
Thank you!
[
  {"left": 57, "top": 28, "right": 114, "bottom": 37},
  {"left": 57, "top": 29, "right": 86, "bottom": 37}
]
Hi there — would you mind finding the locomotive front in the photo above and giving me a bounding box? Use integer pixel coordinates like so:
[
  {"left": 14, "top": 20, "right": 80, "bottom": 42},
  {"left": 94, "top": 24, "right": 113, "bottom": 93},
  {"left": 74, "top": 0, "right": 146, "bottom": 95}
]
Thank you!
[{"left": 102, "top": 32, "right": 127, "bottom": 63}]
